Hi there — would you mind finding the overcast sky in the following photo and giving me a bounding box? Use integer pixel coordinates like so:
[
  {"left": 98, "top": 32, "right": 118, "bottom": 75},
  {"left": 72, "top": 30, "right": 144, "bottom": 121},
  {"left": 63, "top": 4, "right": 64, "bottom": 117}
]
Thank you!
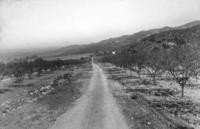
[{"left": 0, "top": 0, "right": 200, "bottom": 50}]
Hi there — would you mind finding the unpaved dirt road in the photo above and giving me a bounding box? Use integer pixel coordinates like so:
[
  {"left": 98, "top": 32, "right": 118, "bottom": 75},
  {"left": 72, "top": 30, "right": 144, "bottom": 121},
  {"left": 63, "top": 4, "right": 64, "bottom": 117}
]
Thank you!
[{"left": 50, "top": 63, "right": 129, "bottom": 129}]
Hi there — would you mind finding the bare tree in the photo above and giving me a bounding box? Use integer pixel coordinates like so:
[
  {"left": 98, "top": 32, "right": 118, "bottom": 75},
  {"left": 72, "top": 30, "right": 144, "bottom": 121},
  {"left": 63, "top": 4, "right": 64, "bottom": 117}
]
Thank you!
[
  {"left": 165, "top": 44, "right": 200, "bottom": 97},
  {"left": 0, "top": 62, "right": 5, "bottom": 81},
  {"left": 145, "top": 51, "right": 164, "bottom": 85},
  {"left": 126, "top": 44, "right": 148, "bottom": 79}
]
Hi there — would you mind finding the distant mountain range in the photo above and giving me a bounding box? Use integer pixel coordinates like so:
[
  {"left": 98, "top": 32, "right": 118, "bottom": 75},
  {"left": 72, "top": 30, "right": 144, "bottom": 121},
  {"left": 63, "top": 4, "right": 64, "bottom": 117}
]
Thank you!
[
  {"left": 142, "top": 24, "right": 200, "bottom": 46},
  {"left": 51, "top": 20, "right": 200, "bottom": 56},
  {"left": 125, "top": 23, "right": 200, "bottom": 56},
  {"left": 1, "top": 20, "right": 200, "bottom": 61}
]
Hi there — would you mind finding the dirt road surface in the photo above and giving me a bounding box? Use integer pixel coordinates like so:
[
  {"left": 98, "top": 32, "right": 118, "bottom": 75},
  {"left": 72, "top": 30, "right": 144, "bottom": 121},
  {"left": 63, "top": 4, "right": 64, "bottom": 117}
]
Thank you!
[{"left": 49, "top": 63, "right": 129, "bottom": 129}]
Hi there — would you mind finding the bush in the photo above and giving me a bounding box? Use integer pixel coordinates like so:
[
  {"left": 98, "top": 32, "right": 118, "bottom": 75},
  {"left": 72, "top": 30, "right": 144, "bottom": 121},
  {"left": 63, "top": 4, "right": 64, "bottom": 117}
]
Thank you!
[{"left": 0, "top": 56, "right": 86, "bottom": 82}]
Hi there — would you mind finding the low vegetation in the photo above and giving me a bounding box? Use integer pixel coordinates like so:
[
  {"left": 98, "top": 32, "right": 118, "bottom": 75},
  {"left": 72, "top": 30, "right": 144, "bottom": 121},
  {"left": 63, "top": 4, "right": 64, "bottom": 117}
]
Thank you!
[{"left": 0, "top": 56, "right": 88, "bottom": 83}]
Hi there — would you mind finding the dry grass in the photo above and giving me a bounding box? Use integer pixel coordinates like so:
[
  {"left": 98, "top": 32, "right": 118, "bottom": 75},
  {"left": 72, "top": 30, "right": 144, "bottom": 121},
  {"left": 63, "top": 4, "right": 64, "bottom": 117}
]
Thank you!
[{"left": 0, "top": 64, "right": 92, "bottom": 129}]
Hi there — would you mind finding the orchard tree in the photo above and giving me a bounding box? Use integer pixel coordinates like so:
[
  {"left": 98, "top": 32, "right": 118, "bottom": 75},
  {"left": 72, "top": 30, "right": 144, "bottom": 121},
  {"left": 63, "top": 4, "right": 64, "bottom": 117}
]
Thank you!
[
  {"left": 165, "top": 44, "right": 200, "bottom": 97},
  {"left": 4, "top": 60, "right": 25, "bottom": 82},
  {"left": 34, "top": 57, "right": 45, "bottom": 76},
  {"left": 12, "top": 67, "right": 25, "bottom": 82},
  {"left": 145, "top": 48, "right": 164, "bottom": 85},
  {"left": 127, "top": 44, "right": 148, "bottom": 79},
  {"left": 0, "top": 62, "right": 5, "bottom": 80}
]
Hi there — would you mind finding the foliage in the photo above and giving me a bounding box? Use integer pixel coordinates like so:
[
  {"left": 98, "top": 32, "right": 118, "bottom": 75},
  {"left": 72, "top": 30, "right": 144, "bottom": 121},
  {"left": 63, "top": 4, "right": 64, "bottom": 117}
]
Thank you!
[
  {"left": 145, "top": 51, "right": 164, "bottom": 84},
  {"left": 0, "top": 56, "right": 86, "bottom": 82},
  {"left": 163, "top": 44, "right": 200, "bottom": 97},
  {"left": 128, "top": 44, "right": 149, "bottom": 79},
  {"left": 100, "top": 36, "right": 200, "bottom": 97}
]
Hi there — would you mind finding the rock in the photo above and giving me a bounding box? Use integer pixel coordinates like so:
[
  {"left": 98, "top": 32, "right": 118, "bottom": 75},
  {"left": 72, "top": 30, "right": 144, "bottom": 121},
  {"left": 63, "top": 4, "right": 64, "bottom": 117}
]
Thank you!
[
  {"left": 131, "top": 95, "right": 138, "bottom": 100},
  {"left": 147, "top": 121, "right": 151, "bottom": 125}
]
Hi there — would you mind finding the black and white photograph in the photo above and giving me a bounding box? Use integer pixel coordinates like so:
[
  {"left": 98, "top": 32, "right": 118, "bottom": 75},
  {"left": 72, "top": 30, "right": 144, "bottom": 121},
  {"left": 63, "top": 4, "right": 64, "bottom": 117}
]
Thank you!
[{"left": 0, "top": 0, "right": 200, "bottom": 129}]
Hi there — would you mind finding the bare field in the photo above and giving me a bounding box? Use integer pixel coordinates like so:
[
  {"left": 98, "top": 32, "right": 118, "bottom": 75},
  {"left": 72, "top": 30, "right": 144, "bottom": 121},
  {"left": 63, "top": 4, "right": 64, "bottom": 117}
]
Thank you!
[
  {"left": 0, "top": 64, "right": 92, "bottom": 129},
  {"left": 100, "top": 63, "right": 195, "bottom": 129}
]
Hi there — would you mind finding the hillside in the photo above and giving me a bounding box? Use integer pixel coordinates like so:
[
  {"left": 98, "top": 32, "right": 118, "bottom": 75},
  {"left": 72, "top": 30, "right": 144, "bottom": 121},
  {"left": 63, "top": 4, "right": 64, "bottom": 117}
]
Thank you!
[
  {"left": 175, "top": 20, "right": 200, "bottom": 29},
  {"left": 140, "top": 24, "right": 200, "bottom": 48},
  {"left": 54, "top": 27, "right": 172, "bottom": 56},
  {"left": 118, "top": 24, "right": 200, "bottom": 67},
  {"left": 1, "top": 20, "right": 200, "bottom": 62},
  {"left": 53, "top": 20, "right": 200, "bottom": 56}
]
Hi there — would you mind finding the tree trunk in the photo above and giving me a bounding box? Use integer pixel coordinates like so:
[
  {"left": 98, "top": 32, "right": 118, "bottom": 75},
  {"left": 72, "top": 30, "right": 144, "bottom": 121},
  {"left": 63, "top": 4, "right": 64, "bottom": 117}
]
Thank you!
[
  {"left": 196, "top": 75, "right": 198, "bottom": 82},
  {"left": 131, "top": 70, "right": 134, "bottom": 77},
  {"left": 37, "top": 71, "right": 41, "bottom": 76},
  {"left": 28, "top": 74, "right": 32, "bottom": 79},
  {"left": 181, "top": 85, "right": 184, "bottom": 97},
  {"left": 137, "top": 71, "right": 141, "bottom": 80},
  {"left": 153, "top": 74, "right": 156, "bottom": 85},
  {"left": 0, "top": 75, "right": 4, "bottom": 81}
]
